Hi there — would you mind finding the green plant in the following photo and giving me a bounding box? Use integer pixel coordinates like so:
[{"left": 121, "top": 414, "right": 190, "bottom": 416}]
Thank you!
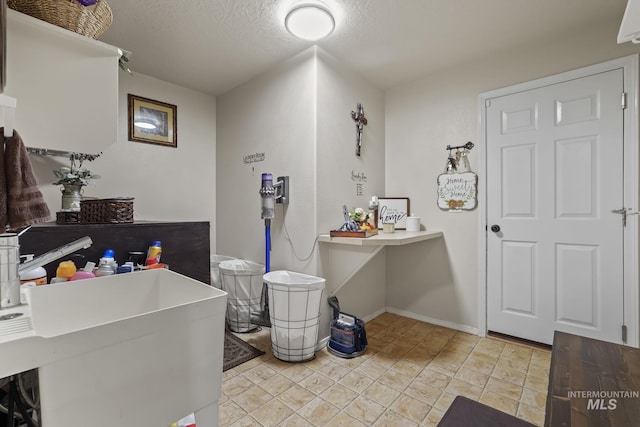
[
  {"left": 119, "top": 50, "right": 132, "bottom": 75},
  {"left": 349, "top": 207, "right": 371, "bottom": 223},
  {"left": 53, "top": 154, "right": 101, "bottom": 187}
]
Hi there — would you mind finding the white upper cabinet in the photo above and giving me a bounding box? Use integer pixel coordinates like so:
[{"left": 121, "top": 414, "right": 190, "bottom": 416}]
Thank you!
[
  {"left": 618, "top": 0, "right": 640, "bottom": 44},
  {"left": 4, "top": 9, "right": 119, "bottom": 154}
]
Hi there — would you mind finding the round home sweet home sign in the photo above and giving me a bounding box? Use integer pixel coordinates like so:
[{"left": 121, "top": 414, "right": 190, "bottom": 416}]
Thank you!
[{"left": 437, "top": 172, "right": 478, "bottom": 212}]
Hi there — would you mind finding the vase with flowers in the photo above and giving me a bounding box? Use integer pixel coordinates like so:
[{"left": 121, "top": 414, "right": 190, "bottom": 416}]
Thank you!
[
  {"left": 349, "top": 207, "right": 374, "bottom": 230},
  {"left": 53, "top": 154, "right": 100, "bottom": 211}
]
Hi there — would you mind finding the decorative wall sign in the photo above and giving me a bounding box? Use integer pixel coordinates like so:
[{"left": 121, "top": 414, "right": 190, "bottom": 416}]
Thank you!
[
  {"left": 243, "top": 152, "right": 265, "bottom": 164},
  {"left": 377, "top": 197, "right": 410, "bottom": 229},
  {"left": 351, "top": 170, "right": 367, "bottom": 196},
  {"left": 437, "top": 172, "right": 477, "bottom": 211}
]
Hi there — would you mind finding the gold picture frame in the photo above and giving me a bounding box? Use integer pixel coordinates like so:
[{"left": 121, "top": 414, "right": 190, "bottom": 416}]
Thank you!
[{"left": 128, "top": 94, "right": 177, "bottom": 147}]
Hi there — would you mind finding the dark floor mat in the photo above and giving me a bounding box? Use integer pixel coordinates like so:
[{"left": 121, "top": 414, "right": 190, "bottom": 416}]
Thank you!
[
  {"left": 223, "top": 330, "right": 265, "bottom": 371},
  {"left": 437, "top": 395, "right": 537, "bottom": 427}
]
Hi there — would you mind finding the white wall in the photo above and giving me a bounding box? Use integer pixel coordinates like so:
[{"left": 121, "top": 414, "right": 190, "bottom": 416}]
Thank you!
[
  {"left": 216, "top": 49, "right": 317, "bottom": 268},
  {"left": 30, "top": 71, "right": 217, "bottom": 247},
  {"left": 217, "top": 47, "right": 385, "bottom": 339},
  {"left": 315, "top": 48, "right": 386, "bottom": 324},
  {"left": 384, "top": 17, "right": 640, "bottom": 332}
]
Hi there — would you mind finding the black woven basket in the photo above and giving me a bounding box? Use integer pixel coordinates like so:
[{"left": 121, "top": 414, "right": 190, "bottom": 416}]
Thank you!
[
  {"left": 56, "top": 210, "right": 81, "bottom": 224},
  {"left": 80, "top": 197, "right": 133, "bottom": 223}
]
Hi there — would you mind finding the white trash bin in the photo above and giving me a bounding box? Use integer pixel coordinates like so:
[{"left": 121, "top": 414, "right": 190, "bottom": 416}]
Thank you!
[
  {"left": 264, "top": 270, "right": 325, "bottom": 362},
  {"left": 219, "top": 259, "right": 265, "bottom": 333},
  {"left": 210, "top": 254, "right": 236, "bottom": 288}
]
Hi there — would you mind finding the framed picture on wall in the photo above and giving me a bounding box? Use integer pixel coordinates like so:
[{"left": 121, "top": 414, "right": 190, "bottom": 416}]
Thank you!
[
  {"left": 377, "top": 197, "right": 410, "bottom": 229},
  {"left": 128, "top": 94, "right": 177, "bottom": 147}
]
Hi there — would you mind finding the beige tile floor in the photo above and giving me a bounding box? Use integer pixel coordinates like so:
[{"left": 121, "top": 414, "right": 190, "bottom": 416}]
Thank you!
[{"left": 220, "top": 312, "right": 551, "bottom": 426}]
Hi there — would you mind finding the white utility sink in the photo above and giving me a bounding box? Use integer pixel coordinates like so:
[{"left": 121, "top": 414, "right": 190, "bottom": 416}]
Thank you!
[
  {"left": 2, "top": 269, "right": 227, "bottom": 427},
  {"left": 28, "top": 268, "right": 220, "bottom": 337}
]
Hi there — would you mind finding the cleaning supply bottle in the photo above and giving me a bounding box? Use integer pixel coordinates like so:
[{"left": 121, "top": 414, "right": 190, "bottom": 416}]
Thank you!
[
  {"left": 19, "top": 255, "right": 47, "bottom": 286},
  {"left": 70, "top": 262, "right": 96, "bottom": 281},
  {"left": 116, "top": 262, "right": 134, "bottom": 274},
  {"left": 95, "top": 249, "right": 117, "bottom": 276},
  {"left": 55, "top": 260, "right": 77, "bottom": 282},
  {"left": 146, "top": 241, "right": 162, "bottom": 266},
  {"left": 95, "top": 264, "right": 115, "bottom": 277}
]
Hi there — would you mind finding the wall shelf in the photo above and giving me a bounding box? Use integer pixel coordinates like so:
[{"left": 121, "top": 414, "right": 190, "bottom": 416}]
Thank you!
[
  {"left": 318, "top": 230, "right": 443, "bottom": 246},
  {"left": 26, "top": 147, "right": 101, "bottom": 161},
  {"left": 6, "top": 9, "right": 120, "bottom": 154}
]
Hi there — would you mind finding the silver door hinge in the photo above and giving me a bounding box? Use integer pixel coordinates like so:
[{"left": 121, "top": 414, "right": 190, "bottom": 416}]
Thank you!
[
  {"left": 612, "top": 207, "right": 640, "bottom": 227},
  {"left": 622, "top": 92, "right": 628, "bottom": 109},
  {"left": 622, "top": 324, "right": 628, "bottom": 343},
  {"left": 485, "top": 99, "right": 491, "bottom": 108}
]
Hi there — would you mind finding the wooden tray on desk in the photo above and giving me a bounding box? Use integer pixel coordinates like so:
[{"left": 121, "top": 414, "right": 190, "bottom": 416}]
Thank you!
[{"left": 330, "top": 229, "right": 378, "bottom": 238}]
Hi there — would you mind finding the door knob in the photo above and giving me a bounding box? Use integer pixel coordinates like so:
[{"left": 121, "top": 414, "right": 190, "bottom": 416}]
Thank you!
[{"left": 490, "top": 224, "right": 501, "bottom": 233}]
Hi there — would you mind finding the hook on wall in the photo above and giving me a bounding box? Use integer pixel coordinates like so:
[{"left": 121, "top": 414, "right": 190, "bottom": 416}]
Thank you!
[
  {"left": 445, "top": 141, "right": 474, "bottom": 152},
  {"left": 444, "top": 141, "right": 474, "bottom": 173}
]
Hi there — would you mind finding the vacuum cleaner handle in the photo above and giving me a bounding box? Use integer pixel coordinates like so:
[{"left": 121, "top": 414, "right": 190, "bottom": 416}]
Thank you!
[{"left": 327, "top": 296, "right": 340, "bottom": 320}]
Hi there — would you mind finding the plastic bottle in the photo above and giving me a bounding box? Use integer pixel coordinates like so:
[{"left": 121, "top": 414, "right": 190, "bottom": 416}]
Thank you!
[
  {"left": 99, "top": 249, "right": 116, "bottom": 265},
  {"left": 116, "top": 262, "right": 134, "bottom": 274},
  {"left": 95, "top": 264, "right": 115, "bottom": 277},
  {"left": 146, "top": 241, "right": 162, "bottom": 266},
  {"left": 55, "top": 260, "right": 77, "bottom": 282},
  {"left": 96, "top": 249, "right": 117, "bottom": 276},
  {"left": 19, "top": 254, "right": 47, "bottom": 286},
  {"left": 70, "top": 270, "right": 96, "bottom": 281}
]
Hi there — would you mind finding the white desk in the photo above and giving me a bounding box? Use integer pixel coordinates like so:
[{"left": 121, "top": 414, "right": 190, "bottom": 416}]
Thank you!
[
  {"left": 318, "top": 230, "right": 443, "bottom": 246},
  {"left": 318, "top": 230, "right": 445, "bottom": 308}
]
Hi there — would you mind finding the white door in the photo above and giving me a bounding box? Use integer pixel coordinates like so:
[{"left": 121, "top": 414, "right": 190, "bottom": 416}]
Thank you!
[{"left": 486, "top": 69, "right": 625, "bottom": 345}]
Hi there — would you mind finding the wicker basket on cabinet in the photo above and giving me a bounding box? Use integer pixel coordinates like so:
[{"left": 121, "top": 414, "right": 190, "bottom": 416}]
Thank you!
[
  {"left": 7, "top": 0, "right": 112, "bottom": 39},
  {"left": 80, "top": 197, "right": 134, "bottom": 224}
]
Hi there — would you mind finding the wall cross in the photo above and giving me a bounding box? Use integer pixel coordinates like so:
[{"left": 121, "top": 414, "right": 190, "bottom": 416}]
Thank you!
[{"left": 351, "top": 103, "right": 368, "bottom": 157}]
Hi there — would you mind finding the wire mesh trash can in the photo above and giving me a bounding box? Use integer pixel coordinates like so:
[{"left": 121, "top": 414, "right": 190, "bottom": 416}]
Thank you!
[
  {"left": 264, "top": 270, "right": 325, "bottom": 362},
  {"left": 219, "top": 259, "right": 265, "bottom": 332},
  {"left": 210, "top": 254, "right": 236, "bottom": 288}
]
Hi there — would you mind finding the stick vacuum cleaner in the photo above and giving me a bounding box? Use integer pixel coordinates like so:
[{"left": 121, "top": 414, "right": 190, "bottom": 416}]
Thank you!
[{"left": 250, "top": 173, "right": 278, "bottom": 328}]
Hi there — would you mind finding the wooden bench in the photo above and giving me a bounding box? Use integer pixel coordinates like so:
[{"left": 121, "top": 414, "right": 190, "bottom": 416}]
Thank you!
[{"left": 545, "top": 331, "right": 640, "bottom": 426}]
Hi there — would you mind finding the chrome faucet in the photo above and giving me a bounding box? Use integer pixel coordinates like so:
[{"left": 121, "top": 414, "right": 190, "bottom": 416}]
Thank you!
[
  {"left": 0, "top": 233, "right": 21, "bottom": 308},
  {"left": 0, "top": 232, "right": 93, "bottom": 309},
  {"left": 18, "top": 236, "right": 93, "bottom": 275}
]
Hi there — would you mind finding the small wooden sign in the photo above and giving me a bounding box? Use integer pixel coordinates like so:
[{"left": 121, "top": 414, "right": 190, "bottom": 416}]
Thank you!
[
  {"left": 377, "top": 197, "right": 410, "bottom": 229},
  {"left": 437, "top": 172, "right": 477, "bottom": 211}
]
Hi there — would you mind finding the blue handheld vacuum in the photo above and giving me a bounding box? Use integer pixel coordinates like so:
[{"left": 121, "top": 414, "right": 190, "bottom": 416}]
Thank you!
[{"left": 250, "top": 173, "right": 288, "bottom": 328}]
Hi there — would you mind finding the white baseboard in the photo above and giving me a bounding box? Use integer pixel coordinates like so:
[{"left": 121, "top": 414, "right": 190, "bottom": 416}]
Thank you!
[
  {"left": 362, "top": 307, "right": 386, "bottom": 323},
  {"left": 315, "top": 307, "right": 478, "bottom": 351},
  {"left": 316, "top": 335, "right": 330, "bottom": 351},
  {"left": 385, "top": 307, "right": 478, "bottom": 336}
]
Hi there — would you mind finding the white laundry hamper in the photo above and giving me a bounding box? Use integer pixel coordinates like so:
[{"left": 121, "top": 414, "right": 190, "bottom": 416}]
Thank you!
[
  {"left": 219, "top": 259, "right": 265, "bottom": 332},
  {"left": 210, "top": 254, "right": 236, "bottom": 288},
  {"left": 264, "top": 270, "right": 325, "bottom": 362}
]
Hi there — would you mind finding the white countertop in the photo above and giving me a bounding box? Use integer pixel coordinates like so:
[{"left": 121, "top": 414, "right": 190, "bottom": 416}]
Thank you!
[{"left": 318, "top": 230, "right": 443, "bottom": 246}]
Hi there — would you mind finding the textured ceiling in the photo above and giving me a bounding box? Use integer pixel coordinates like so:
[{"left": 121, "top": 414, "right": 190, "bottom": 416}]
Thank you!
[{"left": 99, "top": 0, "right": 628, "bottom": 96}]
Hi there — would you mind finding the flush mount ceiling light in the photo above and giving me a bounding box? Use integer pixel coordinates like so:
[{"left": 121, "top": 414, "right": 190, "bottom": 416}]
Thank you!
[{"left": 285, "top": 4, "right": 335, "bottom": 41}]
